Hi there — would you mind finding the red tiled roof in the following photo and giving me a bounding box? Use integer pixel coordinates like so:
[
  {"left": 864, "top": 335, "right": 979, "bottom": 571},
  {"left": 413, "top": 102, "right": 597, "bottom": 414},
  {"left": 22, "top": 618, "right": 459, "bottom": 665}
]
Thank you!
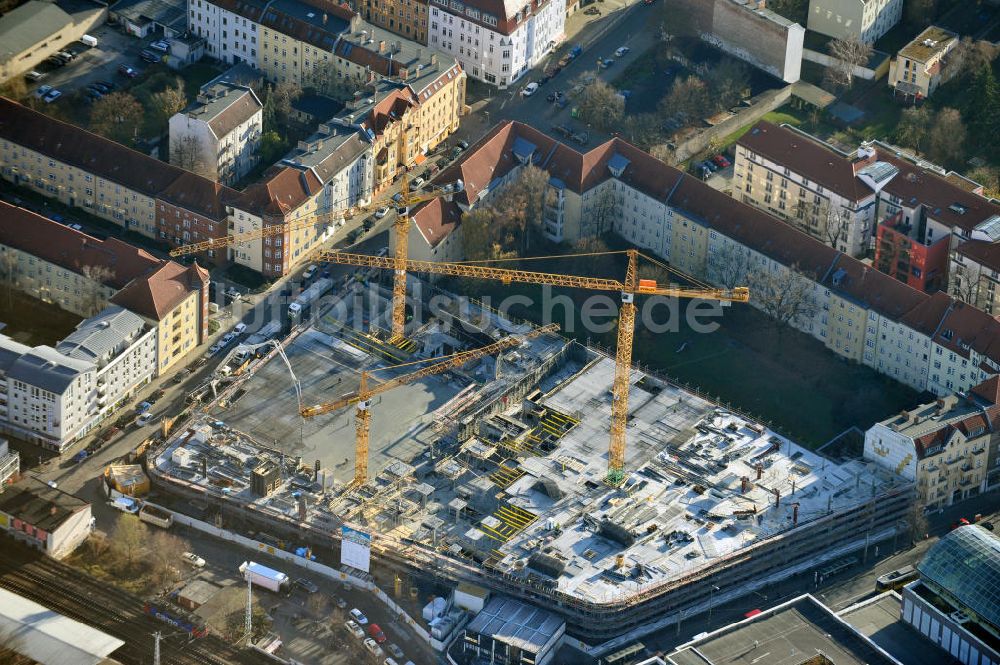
[
  {"left": 931, "top": 300, "right": 1000, "bottom": 361},
  {"left": 110, "top": 261, "right": 207, "bottom": 321},
  {"left": 0, "top": 201, "right": 160, "bottom": 289},
  {"left": 955, "top": 239, "right": 1000, "bottom": 272},
  {"left": 239, "top": 166, "right": 324, "bottom": 218},
  {"left": 737, "top": 121, "right": 874, "bottom": 203},
  {"left": 971, "top": 376, "right": 1000, "bottom": 406},
  {"left": 413, "top": 198, "right": 462, "bottom": 248},
  {"left": 877, "top": 153, "right": 1000, "bottom": 233}
]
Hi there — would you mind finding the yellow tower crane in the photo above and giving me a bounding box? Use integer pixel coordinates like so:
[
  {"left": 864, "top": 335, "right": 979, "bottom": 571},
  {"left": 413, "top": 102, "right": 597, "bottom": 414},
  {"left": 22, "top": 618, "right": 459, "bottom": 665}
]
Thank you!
[
  {"left": 301, "top": 323, "right": 559, "bottom": 486},
  {"left": 313, "top": 248, "right": 749, "bottom": 485},
  {"left": 167, "top": 175, "right": 464, "bottom": 345}
]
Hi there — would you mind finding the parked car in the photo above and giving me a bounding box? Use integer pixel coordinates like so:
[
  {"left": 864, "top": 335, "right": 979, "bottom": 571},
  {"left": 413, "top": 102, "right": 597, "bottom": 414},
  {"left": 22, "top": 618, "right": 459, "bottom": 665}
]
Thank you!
[
  {"left": 118, "top": 64, "right": 139, "bottom": 78},
  {"left": 457, "top": 140, "right": 469, "bottom": 150},
  {"left": 136, "top": 401, "right": 153, "bottom": 413},
  {"left": 362, "top": 638, "right": 384, "bottom": 658},
  {"left": 34, "top": 85, "right": 53, "bottom": 99},
  {"left": 392, "top": 192, "right": 404, "bottom": 204},
  {"left": 584, "top": 6, "right": 600, "bottom": 14},
  {"left": 207, "top": 342, "right": 223, "bottom": 356},
  {"left": 140, "top": 49, "right": 160, "bottom": 63},
  {"left": 42, "top": 89, "right": 62, "bottom": 103},
  {"left": 294, "top": 578, "right": 318, "bottom": 593},
  {"left": 181, "top": 552, "right": 206, "bottom": 568},
  {"left": 712, "top": 154, "right": 731, "bottom": 168},
  {"left": 136, "top": 412, "right": 154, "bottom": 427},
  {"left": 386, "top": 643, "right": 405, "bottom": 659},
  {"left": 232, "top": 322, "right": 247, "bottom": 335},
  {"left": 411, "top": 176, "right": 425, "bottom": 188},
  {"left": 598, "top": 58, "right": 614, "bottom": 69},
  {"left": 350, "top": 608, "right": 369, "bottom": 625},
  {"left": 24, "top": 70, "right": 44, "bottom": 82},
  {"left": 614, "top": 46, "right": 631, "bottom": 57},
  {"left": 368, "top": 624, "right": 386, "bottom": 644},
  {"left": 95, "top": 80, "right": 115, "bottom": 91},
  {"left": 344, "top": 620, "right": 365, "bottom": 639},
  {"left": 374, "top": 206, "right": 390, "bottom": 219},
  {"left": 150, "top": 40, "right": 170, "bottom": 52},
  {"left": 302, "top": 264, "right": 318, "bottom": 280},
  {"left": 521, "top": 82, "right": 539, "bottom": 97},
  {"left": 335, "top": 596, "right": 348, "bottom": 609}
]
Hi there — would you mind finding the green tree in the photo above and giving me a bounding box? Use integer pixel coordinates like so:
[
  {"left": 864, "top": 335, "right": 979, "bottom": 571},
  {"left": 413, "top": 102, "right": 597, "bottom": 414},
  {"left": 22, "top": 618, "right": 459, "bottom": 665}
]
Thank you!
[
  {"left": 90, "top": 92, "right": 144, "bottom": 145},
  {"left": 966, "top": 64, "right": 1000, "bottom": 138},
  {"left": 460, "top": 208, "right": 497, "bottom": 260},
  {"left": 150, "top": 78, "right": 187, "bottom": 129},
  {"left": 259, "top": 130, "right": 288, "bottom": 165},
  {"left": 968, "top": 166, "right": 1000, "bottom": 198},
  {"left": 895, "top": 106, "right": 932, "bottom": 154}
]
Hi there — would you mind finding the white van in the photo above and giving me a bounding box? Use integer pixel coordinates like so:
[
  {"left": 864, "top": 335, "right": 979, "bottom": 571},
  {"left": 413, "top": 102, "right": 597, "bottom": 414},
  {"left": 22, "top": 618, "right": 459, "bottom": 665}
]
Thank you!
[{"left": 81, "top": 34, "right": 98, "bottom": 47}]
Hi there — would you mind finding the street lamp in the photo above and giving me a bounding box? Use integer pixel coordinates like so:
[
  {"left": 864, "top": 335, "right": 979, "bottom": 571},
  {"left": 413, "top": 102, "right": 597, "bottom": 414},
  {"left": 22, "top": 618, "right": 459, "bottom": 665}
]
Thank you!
[{"left": 708, "top": 584, "right": 720, "bottom": 625}]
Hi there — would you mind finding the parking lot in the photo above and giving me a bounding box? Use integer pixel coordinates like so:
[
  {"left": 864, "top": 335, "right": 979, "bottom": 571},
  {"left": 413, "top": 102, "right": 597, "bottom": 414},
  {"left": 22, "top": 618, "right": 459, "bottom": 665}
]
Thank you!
[{"left": 23, "top": 24, "right": 135, "bottom": 99}]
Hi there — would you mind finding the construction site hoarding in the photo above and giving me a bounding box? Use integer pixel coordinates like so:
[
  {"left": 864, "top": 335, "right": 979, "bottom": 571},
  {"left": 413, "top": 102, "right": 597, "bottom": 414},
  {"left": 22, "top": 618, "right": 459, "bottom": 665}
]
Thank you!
[{"left": 342, "top": 525, "right": 371, "bottom": 573}]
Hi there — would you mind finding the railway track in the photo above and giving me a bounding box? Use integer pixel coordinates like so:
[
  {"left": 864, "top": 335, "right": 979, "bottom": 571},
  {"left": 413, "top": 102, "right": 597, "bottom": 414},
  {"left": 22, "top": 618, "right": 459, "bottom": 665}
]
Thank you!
[{"left": 0, "top": 542, "right": 275, "bottom": 665}]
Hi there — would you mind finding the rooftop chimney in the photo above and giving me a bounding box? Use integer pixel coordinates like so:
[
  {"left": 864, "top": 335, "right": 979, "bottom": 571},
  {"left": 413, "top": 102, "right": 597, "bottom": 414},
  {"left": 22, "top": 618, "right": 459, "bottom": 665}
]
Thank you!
[
  {"left": 379, "top": 40, "right": 386, "bottom": 53},
  {"left": 773, "top": 488, "right": 780, "bottom": 508},
  {"left": 792, "top": 502, "right": 799, "bottom": 525},
  {"left": 323, "top": 12, "right": 327, "bottom": 24}
]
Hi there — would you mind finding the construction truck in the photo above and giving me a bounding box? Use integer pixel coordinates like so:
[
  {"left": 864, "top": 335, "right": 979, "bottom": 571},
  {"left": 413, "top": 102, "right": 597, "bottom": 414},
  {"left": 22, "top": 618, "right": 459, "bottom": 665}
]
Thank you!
[
  {"left": 138, "top": 503, "right": 174, "bottom": 529},
  {"left": 288, "top": 277, "right": 334, "bottom": 322}
]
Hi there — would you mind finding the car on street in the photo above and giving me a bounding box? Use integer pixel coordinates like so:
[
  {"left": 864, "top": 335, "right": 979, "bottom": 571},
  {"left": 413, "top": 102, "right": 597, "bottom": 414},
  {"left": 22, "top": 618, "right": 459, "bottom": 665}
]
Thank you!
[
  {"left": 150, "top": 40, "right": 170, "bottom": 52},
  {"left": 207, "top": 342, "right": 223, "bottom": 356},
  {"left": 344, "top": 620, "right": 365, "bottom": 639},
  {"left": 387, "top": 643, "right": 405, "bottom": 659},
  {"left": 392, "top": 192, "right": 404, "bottom": 203},
  {"left": 599, "top": 58, "right": 614, "bottom": 69},
  {"left": 302, "top": 264, "right": 318, "bottom": 280},
  {"left": 136, "top": 401, "right": 153, "bottom": 413},
  {"left": 362, "top": 638, "right": 384, "bottom": 658},
  {"left": 411, "top": 176, "right": 425, "bottom": 189},
  {"left": 232, "top": 322, "right": 248, "bottom": 335},
  {"left": 181, "top": 552, "right": 206, "bottom": 568},
  {"left": 24, "top": 70, "right": 44, "bottom": 82},
  {"left": 614, "top": 46, "right": 631, "bottom": 57},
  {"left": 140, "top": 49, "right": 160, "bottom": 62},
  {"left": 374, "top": 206, "right": 390, "bottom": 218},
  {"left": 350, "top": 608, "right": 369, "bottom": 625},
  {"left": 712, "top": 154, "right": 731, "bottom": 168},
  {"left": 118, "top": 64, "right": 139, "bottom": 78},
  {"left": 221, "top": 332, "right": 238, "bottom": 347},
  {"left": 584, "top": 6, "right": 600, "bottom": 14},
  {"left": 368, "top": 623, "right": 386, "bottom": 643},
  {"left": 294, "top": 577, "right": 319, "bottom": 593},
  {"left": 95, "top": 80, "right": 116, "bottom": 91},
  {"left": 34, "top": 85, "right": 53, "bottom": 99},
  {"left": 43, "top": 89, "right": 62, "bottom": 103},
  {"left": 135, "top": 412, "right": 155, "bottom": 427},
  {"left": 457, "top": 140, "right": 469, "bottom": 150},
  {"left": 521, "top": 82, "right": 539, "bottom": 97}
]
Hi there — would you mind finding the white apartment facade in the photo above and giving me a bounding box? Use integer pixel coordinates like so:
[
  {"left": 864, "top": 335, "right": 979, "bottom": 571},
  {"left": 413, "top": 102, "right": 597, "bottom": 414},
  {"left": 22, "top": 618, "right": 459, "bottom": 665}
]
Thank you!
[
  {"left": 808, "top": 0, "right": 903, "bottom": 43},
  {"left": 427, "top": 0, "right": 563, "bottom": 87},
  {"left": 169, "top": 82, "right": 263, "bottom": 184},
  {"left": 56, "top": 306, "right": 158, "bottom": 417},
  {"left": 187, "top": 0, "right": 265, "bottom": 64}
]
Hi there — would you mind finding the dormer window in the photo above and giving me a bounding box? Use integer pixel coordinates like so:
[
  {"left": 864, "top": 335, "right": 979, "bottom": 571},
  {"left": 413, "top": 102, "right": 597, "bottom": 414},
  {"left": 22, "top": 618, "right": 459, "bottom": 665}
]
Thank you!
[{"left": 607, "top": 152, "right": 629, "bottom": 178}]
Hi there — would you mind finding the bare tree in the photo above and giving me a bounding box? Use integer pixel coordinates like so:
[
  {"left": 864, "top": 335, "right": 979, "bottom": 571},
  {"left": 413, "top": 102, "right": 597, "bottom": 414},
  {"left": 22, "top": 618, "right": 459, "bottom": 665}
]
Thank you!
[
  {"left": 303, "top": 66, "right": 361, "bottom": 101},
  {"left": 151, "top": 78, "right": 188, "bottom": 128},
  {"left": 586, "top": 186, "right": 620, "bottom": 239},
  {"left": 708, "top": 243, "right": 753, "bottom": 289},
  {"left": 660, "top": 76, "right": 710, "bottom": 124},
  {"left": 511, "top": 163, "right": 554, "bottom": 253},
  {"left": 170, "top": 134, "right": 214, "bottom": 179},
  {"left": 824, "top": 35, "right": 873, "bottom": 91},
  {"left": 110, "top": 514, "right": 146, "bottom": 571},
  {"left": 818, "top": 205, "right": 852, "bottom": 251},
  {"left": 80, "top": 265, "right": 115, "bottom": 316},
  {"left": 927, "top": 107, "right": 967, "bottom": 166},
  {"left": 577, "top": 79, "right": 624, "bottom": 131},
  {"left": 750, "top": 264, "right": 819, "bottom": 332},
  {"left": 705, "top": 59, "right": 750, "bottom": 111},
  {"left": 148, "top": 530, "right": 189, "bottom": 588},
  {"left": 895, "top": 106, "right": 932, "bottom": 155},
  {"left": 946, "top": 37, "right": 998, "bottom": 84},
  {"left": 0, "top": 249, "right": 19, "bottom": 310},
  {"left": 950, "top": 263, "right": 980, "bottom": 307},
  {"left": 460, "top": 208, "right": 498, "bottom": 261}
]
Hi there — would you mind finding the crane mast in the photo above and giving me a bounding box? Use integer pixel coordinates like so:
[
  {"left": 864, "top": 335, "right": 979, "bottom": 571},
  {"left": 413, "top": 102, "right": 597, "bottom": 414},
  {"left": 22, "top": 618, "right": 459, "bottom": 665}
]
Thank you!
[{"left": 317, "top": 248, "right": 748, "bottom": 484}]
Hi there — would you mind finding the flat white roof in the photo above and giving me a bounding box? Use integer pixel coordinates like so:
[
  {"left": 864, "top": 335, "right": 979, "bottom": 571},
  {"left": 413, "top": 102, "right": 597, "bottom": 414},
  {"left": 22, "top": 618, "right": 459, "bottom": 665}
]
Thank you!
[{"left": 0, "top": 587, "right": 124, "bottom": 664}]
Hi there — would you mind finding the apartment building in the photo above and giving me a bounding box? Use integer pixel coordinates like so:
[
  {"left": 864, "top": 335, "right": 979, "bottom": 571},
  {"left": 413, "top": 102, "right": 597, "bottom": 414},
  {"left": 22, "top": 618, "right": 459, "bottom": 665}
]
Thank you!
[
  {"left": 735, "top": 122, "right": 887, "bottom": 257},
  {"left": 864, "top": 384, "right": 999, "bottom": 510},
  {"left": 361, "top": 0, "right": 428, "bottom": 44},
  {"left": 187, "top": 0, "right": 270, "bottom": 64},
  {"left": 332, "top": 64, "right": 465, "bottom": 191},
  {"left": 0, "top": 477, "right": 93, "bottom": 559},
  {"left": 874, "top": 211, "right": 952, "bottom": 292},
  {"left": 427, "top": 0, "right": 564, "bottom": 87},
  {"left": 111, "top": 261, "right": 210, "bottom": 374},
  {"left": 56, "top": 306, "right": 158, "bottom": 416},
  {"left": 0, "top": 202, "right": 163, "bottom": 318},
  {"left": 888, "top": 26, "right": 958, "bottom": 102},
  {"left": 0, "top": 97, "right": 244, "bottom": 251},
  {"left": 414, "top": 120, "right": 1000, "bottom": 397},
  {"left": 808, "top": 0, "right": 903, "bottom": 43},
  {"left": 950, "top": 217, "right": 1000, "bottom": 314},
  {"left": 168, "top": 81, "right": 264, "bottom": 184},
  {"left": 670, "top": 0, "right": 805, "bottom": 83},
  {"left": 0, "top": 439, "right": 18, "bottom": 493}
]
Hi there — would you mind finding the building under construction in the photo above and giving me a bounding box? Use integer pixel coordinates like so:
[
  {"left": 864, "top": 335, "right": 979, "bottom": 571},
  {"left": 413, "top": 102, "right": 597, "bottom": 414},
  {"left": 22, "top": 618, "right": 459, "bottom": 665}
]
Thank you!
[{"left": 148, "top": 280, "right": 914, "bottom": 646}]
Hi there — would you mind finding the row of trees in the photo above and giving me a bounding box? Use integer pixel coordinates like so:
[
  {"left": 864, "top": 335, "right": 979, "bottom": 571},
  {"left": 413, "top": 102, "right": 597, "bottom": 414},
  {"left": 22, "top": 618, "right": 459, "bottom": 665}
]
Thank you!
[
  {"left": 87, "top": 514, "right": 191, "bottom": 591},
  {"left": 662, "top": 60, "right": 750, "bottom": 125}
]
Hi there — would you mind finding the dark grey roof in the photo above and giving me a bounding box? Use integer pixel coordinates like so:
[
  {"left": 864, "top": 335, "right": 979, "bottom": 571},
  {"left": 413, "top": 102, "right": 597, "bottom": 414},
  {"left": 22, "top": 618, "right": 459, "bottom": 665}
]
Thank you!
[
  {"left": 918, "top": 525, "right": 1000, "bottom": 630},
  {"left": 0, "top": 477, "right": 89, "bottom": 531},
  {"left": 4, "top": 343, "right": 92, "bottom": 395},
  {"left": 0, "top": 336, "right": 32, "bottom": 374},
  {"left": 0, "top": 1, "right": 74, "bottom": 65},
  {"left": 283, "top": 130, "right": 370, "bottom": 188},
  {"left": 112, "top": 0, "right": 186, "bottom": 32},
  {"left": 56, "top": 306, "right": 147, "bottom": 365}
]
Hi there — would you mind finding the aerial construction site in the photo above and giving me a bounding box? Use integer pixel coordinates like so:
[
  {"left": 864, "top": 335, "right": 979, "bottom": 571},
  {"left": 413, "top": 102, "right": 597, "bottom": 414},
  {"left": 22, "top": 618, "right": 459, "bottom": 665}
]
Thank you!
[{"left": 148, "top": 274, "right": 913, "bottom": 646}]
